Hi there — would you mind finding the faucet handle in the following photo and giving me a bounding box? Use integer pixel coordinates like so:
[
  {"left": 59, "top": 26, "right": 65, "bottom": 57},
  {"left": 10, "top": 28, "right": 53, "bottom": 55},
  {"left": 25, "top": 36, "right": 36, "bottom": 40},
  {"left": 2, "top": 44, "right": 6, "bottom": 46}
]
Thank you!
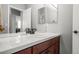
[
  {"left": 25, "top": 28, "right": 30, "bottom": 33},
  {"left": 32, "top": 28, "right": 37, "bottom": 31}
]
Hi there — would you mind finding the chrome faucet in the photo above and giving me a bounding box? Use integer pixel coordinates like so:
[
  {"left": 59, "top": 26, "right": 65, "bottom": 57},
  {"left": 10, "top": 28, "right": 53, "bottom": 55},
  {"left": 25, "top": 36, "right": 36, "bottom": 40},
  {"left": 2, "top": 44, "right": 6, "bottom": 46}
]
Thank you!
[{"left": 25, "top": 28, "right": 37, "bottom": 34}]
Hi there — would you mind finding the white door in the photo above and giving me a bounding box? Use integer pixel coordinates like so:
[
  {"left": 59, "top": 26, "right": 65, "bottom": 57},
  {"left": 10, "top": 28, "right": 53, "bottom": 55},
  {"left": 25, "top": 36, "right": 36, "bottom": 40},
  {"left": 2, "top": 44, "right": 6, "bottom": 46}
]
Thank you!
[
  {"left": 73, "top": 5, "right": 79, "bottom": 54},
  {"left": 22, "top": 8, "right": 31, "bottom": 31}
]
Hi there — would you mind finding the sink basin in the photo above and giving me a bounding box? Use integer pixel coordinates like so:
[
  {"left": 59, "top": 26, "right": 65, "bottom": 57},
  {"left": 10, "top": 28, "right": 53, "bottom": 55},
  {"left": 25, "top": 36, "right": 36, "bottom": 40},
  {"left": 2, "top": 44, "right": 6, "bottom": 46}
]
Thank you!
[{"left": 0, "top": 33, "right": 56, "bottom": 49}]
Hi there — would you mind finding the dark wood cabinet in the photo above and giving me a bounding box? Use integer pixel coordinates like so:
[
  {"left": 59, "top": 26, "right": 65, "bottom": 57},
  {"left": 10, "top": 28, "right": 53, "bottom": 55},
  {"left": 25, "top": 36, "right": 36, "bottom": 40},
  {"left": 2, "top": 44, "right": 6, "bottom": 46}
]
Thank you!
[
  {"left": 47, "top": 37, "right": 60, "bottom": 54},
  {"left": 32, "top": 39, "right": 51, "bottom": 54},
  {"left": 14, "top": 36, "right": 60, "bottom": 54},
  {"left": 14, "top": 47, "right": 32, "bottom": 54},
  {"left": 47, "top": 43, "right": 59, "bottom": 54}
]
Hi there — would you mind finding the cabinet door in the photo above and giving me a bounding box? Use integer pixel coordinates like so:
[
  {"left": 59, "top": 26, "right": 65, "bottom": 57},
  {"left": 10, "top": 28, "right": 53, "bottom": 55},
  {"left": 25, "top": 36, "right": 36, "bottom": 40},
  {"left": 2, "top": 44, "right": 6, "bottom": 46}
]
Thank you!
[
  {"left": 47, "top": 43, "right": 59, "bottom": 54},
  {"left": 54, "top": 42, "right": 60, "bottom": 54},
  {"left": 47, "top": 45, "right": 55, "bottom": 54},
  {"left": 14, "top": 48, "right": 32, "bottom": 54},
  {"left": 41, "top": 50, "right": 48, "bottom": 54},
  {"left": 46, "top": 37, "right": 60, "bottom": 54},
  {"left": 33, "top": 36, "right": 60, "bottom": 54},
  {"left": 33, "top": 40, "right": 51, "bottom": 54},
  {"left": 50, "top": 36, "right": 60, "bottom": 45}
]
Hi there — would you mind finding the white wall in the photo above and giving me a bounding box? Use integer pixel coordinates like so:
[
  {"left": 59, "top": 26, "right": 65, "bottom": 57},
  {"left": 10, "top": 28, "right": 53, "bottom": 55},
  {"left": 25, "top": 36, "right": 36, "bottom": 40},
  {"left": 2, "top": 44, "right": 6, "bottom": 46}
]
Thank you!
[
  {"left": 58, "top": 4, "right": 72, "bottom": 54},
  {"left": 25, "top": 4, "right": 72, "bottom": 54},
  {"left": 10, "top": 4, "right": 26, "bottom": 10}
]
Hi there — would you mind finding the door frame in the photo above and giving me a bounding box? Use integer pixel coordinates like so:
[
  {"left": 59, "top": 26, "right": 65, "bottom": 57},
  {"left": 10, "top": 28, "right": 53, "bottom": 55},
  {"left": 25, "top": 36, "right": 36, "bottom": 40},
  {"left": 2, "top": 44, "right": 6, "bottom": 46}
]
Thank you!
[{"left": 8, "top": 5, "right": 24, "bottom": 33}]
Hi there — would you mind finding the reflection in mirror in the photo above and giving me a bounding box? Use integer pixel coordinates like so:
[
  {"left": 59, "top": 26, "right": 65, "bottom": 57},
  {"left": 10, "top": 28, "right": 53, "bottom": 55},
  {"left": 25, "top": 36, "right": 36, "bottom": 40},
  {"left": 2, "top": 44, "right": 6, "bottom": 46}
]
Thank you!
[
  {"left": 9, "top": 8, "right": 22, "bottom": 33},
  {"left": 0, "top": 4, "right": 58, "bottom": 34},
  {"left": 38, "top": 4, "right": 57, "bottom": 24},
  {"left": 38, "top": 7, "right": 46, "bottom": 24},
  {"left": 46, "top": 4, "right": 57, "bottom": 24},
  {"left": 0, "top": 5, "right": 4, "bottom": 32}
]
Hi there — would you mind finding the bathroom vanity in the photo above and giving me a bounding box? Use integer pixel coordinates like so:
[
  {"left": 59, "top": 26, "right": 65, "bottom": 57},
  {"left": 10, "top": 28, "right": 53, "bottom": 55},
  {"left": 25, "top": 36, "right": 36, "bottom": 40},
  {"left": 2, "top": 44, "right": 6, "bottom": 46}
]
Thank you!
[
  {"left": 0, "top": 4, "right": 59, "bottom": 54},
  {"left": 14, "top": 36, "right": 60, "bottom": 54},
  {"left": 0, "top": 33, "right": 60, "bottom": 54}
]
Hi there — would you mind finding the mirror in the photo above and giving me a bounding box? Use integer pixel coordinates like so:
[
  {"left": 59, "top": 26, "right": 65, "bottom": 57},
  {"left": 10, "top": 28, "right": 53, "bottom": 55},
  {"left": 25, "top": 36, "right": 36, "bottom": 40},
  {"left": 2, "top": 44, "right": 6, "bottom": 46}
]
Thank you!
[
  {"left": 0, "top": 4, "right": 58, "bottom": 34},
  {"left": 38, "top": 4, "right": 57, "bottom": 24}
]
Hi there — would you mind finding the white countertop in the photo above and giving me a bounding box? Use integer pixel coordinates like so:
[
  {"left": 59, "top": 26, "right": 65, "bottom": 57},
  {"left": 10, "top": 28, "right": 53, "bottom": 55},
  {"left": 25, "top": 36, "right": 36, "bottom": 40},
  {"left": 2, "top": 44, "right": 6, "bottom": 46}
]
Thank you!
[{"left": 0, "top": 32, "right": 60, "bottom": 54}]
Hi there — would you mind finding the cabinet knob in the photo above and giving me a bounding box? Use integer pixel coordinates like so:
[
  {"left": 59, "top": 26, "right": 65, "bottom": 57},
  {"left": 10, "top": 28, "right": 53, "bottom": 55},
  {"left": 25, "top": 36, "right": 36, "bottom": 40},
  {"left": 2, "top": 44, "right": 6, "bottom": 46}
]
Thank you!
[{"left": 74, "top": 30, "right": 79, "bottom": 34}]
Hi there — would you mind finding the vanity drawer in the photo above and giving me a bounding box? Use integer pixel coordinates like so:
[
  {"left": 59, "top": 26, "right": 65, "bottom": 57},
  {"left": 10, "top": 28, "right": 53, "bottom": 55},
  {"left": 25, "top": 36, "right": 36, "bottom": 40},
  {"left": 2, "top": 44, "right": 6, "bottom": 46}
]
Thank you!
[{"left": 33, "top": 40, "right": 51, "bottom": 54}]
